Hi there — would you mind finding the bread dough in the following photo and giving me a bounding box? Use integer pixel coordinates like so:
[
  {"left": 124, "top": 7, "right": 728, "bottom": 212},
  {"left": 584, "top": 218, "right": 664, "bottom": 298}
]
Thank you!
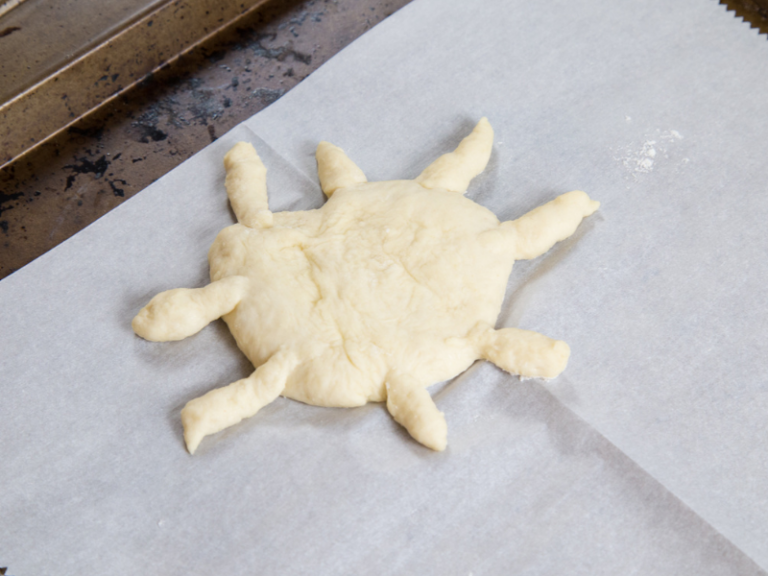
[{"left": 132, "top": 118, "right": 599, "bottom": 453}]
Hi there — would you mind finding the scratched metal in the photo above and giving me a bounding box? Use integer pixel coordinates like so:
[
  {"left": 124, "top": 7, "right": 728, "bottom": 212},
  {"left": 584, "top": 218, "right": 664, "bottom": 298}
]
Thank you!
[
  {"left": 0, "top": 0, "right": 165, "bottom": 103},
  {"left": 0, "top": 0, "right": 292, "bottom": 167}
]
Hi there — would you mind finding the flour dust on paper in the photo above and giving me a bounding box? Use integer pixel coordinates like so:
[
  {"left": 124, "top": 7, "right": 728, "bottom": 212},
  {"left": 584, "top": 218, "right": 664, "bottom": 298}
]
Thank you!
[
  {"left": 618, "top": 124, "right": 686, "bottom": 178},
  {"left": 132, "top": 118, "right": 599, "bottom": 454}
]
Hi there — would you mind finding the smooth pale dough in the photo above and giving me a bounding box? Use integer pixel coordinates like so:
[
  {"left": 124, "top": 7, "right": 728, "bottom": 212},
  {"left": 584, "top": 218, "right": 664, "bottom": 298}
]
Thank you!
[{"left": 132, "top": 118, "right": 599, "bottom": 454}]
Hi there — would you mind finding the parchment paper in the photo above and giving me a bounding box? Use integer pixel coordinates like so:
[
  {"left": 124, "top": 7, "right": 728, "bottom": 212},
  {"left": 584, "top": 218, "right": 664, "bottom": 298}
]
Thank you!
[{"left": 3, "top": 0, "right": 768, "bottom": 573}]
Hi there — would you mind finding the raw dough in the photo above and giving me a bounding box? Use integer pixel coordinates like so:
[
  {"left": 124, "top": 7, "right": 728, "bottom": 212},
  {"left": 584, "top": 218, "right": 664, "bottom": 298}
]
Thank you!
[{"left": 132, "top": 118, "right": 599, "bottom": 453}]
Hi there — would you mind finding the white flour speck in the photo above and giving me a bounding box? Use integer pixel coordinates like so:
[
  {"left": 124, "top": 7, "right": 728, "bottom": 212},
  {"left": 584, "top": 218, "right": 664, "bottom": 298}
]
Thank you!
[{"left": 618, "top": 129, "right": 684, "bottom": 178}]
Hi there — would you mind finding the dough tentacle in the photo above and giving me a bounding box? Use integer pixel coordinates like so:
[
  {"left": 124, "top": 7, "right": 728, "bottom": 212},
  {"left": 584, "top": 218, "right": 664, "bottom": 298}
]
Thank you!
[
  {"left": 181, "top": 349, "right": 300, "bottom": 454},
  {"left": 224, "top": 142, "right": 272, "bottom": 228},
  {"left": 471, "top": 322, "right": 570, "bottom": 379},
  {"left": 415, "top": 117, "right": 494, "bottom": 194},
  {"left": 501, "top": 190, "right": 600, "bottom": 260},
  {"left": 316, "top": 141, "right": 367, "bottom": 197},
  {"left": 132, "top": 275, "right": 250, "bottom": 342},
  {"left": 386, "top": 372, "right": 447, "bottom": 451}
]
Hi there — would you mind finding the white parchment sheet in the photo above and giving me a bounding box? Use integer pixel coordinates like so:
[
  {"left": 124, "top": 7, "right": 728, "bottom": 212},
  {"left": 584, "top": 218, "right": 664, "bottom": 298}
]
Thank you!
[{"left": 2, "top": 0, "right": 768, "bottom": 573}]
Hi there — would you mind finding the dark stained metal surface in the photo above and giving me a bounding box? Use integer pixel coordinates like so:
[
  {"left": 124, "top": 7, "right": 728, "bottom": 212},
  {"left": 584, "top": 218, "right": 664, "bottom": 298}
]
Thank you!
[
  {"left": 0, "top": 0, "right": 274, "bottom": 167},
  {"left": 0, "top": 0, "right": 766, "bottom": 280},
  {"left": 0, "top": 0, "right": 166, "bottom": 102}
]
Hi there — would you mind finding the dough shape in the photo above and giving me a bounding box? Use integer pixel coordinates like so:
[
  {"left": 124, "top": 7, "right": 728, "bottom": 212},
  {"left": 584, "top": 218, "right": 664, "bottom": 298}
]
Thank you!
[{"left": 132, "top": 118, "right": 599, "bottom": 454}]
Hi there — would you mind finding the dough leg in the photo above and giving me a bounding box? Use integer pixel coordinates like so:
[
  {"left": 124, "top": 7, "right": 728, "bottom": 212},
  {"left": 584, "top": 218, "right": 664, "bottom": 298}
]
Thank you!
[
  {"left": 415, "top": 117, "right": 493, "bottom": 194},
  {"left": 472, "top": 323, "right": 570, "bottom": 379},
  {"left": 132, "top": 275, "right": 250, "bottom": 342},
  {"left": 386, "top": 373, "right": 447, "bottom": 451},
  {"left": 315, "top": 141, "right": 367, "bottom": 197},
  {"left": 502, "top": 190, "right": 599, "bottom": 260},
  {"left": 181, "top": 349, "right": 299, "bottom": 454},
  {"left": 224, "top": 142, "right": 272, "bottom": 228}
]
